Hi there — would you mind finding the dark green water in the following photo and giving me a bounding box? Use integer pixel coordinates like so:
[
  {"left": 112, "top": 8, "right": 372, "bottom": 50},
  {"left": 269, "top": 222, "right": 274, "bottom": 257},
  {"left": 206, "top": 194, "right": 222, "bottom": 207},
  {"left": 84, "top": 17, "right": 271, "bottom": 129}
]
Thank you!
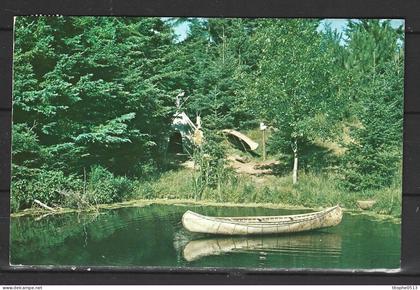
[{"left": 10, "top": 204, "right": 400, "bottom": 269}]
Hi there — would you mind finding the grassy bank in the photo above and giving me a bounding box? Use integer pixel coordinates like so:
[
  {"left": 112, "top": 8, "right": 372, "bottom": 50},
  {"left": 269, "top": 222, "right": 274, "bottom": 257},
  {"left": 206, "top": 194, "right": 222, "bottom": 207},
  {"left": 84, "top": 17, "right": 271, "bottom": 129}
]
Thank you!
[
  {"left": 131, "top": 167, "right": 401, "bottom": 218},
  {"left": 12, "top": 163, "right": 401, "bottom": 219},
  {"left": 11, "top": 196, "right": 400, "bottom": 224}
]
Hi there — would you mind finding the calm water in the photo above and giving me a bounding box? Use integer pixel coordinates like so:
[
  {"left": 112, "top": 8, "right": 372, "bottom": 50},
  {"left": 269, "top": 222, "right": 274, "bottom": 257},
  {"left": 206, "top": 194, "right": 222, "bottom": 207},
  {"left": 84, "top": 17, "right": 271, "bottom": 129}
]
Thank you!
[{"left": 10, "top": 204, "right": 400, "bottom": 269}]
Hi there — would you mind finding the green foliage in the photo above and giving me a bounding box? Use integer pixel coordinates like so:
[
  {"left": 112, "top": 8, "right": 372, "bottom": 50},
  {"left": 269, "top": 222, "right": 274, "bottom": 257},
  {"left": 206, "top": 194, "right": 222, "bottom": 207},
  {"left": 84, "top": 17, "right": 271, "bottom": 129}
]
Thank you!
[
  {"left": 11, "top": 164, "right": 134, "bottom": 212},
  {"left": 12, "top": 124, "right": 42, "bottom": 167},
  {"left": 11, "top": 165, "right": 81, "bottom": 212},
  {"left": 74, "top": 113, "right": 140, "bottom": 145},
  {"left": 249, "top": 20, "right": 341, "bottom": 137},
  {"left": 177, "top": 18, "right": 255, "bottom": 130},
  {"left": 340, "top": 20, "right": 403, "bottom": 191},
  {"left": 344, "top": 20, "right": 403, "bottom": 72},
  {"left": 191, "top": 131, "right": 234, "bottom": 200},
  {"left": 128, "top": 167, "right": 401, "bottom": 217},
  {"left": 372, "top": 173, "right": 402, "bottom": 216},
  {"left": 13, "top": 16, "right": 179, "bottom": 177},
  {"left": 12, "top": 17, "right": 403, "bottom": 214},
  {"left": 246, "top": 19, "right": 345, "bottom": 182},
  {"left": 85, "top": 165, "right": 133, "bottom": 204}
]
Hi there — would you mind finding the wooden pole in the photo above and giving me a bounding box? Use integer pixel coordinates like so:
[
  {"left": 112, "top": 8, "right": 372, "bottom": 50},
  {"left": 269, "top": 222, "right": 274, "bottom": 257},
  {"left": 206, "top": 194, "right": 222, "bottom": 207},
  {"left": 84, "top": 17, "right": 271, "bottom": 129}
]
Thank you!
[{"left": 260, "top": 122, "right": 267, "bottom": 161}]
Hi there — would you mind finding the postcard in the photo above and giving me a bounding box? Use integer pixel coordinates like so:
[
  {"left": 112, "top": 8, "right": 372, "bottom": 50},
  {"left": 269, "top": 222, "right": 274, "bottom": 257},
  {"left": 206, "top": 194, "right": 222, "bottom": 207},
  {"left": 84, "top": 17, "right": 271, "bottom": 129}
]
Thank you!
[{"left": 10, "top": 17, "right": 403, "bottom": 269}]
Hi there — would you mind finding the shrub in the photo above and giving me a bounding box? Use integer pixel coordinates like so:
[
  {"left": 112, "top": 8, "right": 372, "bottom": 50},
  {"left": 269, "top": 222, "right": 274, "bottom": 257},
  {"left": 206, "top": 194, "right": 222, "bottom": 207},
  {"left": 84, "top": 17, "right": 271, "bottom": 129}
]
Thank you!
[
  {"left": 341, "top": 145, "right": 400, "bottom": 192},
  {"left": 132, "top": 181, "right": 159, "bottom": 199},
  {"left": 190, "top": 130, "right": 237, "bottom": 201},
  {"left": 86, "top": 165, "right": 133, "bottom": 205},
  {"left": 11, "top": 165, "right": 81, "bottom": 212}
]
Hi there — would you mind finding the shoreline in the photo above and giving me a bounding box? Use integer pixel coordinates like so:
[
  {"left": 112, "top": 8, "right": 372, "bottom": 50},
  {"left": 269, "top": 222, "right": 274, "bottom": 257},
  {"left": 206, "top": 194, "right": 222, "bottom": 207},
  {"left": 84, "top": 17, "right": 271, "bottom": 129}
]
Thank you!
[{"left": 10, "top": 198, "right": 401, "bottom": 223}]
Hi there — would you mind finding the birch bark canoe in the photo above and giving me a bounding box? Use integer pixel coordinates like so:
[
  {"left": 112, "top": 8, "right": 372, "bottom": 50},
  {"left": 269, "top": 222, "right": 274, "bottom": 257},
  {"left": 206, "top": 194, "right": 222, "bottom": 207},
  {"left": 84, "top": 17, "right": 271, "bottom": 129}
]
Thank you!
[
  {"left": 222, "top": 129, "right": 259, "bottom": 151},
  {"left": 182, "top": 205, "right": 343, "bottom": 235}
]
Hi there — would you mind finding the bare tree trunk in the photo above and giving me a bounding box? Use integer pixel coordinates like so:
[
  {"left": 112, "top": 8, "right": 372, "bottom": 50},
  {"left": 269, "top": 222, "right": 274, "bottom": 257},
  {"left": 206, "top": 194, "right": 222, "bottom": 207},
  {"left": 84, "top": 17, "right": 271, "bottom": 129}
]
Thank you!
[
  {"left": 292, "top": 139, "right": 298, "bottom": 185},
  {"left": 292, "top": 152, "right": 298, "bottom": 184}
]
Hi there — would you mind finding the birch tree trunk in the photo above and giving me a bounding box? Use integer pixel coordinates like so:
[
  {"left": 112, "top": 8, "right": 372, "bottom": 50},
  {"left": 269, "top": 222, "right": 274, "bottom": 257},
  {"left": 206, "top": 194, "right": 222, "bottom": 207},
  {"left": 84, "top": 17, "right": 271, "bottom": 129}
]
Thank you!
[{"left": 292, "top": 139, "right": 298, "bottom": 185}]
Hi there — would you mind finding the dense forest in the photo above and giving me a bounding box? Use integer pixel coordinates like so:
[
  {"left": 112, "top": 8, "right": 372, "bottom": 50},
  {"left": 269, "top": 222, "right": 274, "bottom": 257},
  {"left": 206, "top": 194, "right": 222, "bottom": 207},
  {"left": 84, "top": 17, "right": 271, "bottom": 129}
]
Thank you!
[{"left": 12, "top": 17, "right": 404, "bottom": 216}]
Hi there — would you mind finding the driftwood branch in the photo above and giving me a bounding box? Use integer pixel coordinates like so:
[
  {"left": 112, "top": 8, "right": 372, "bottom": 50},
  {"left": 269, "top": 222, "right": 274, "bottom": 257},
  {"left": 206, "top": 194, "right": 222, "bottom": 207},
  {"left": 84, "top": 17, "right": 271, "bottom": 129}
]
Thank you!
[{"left": 34, "top": 199, "right": 56, "bottom": 212}]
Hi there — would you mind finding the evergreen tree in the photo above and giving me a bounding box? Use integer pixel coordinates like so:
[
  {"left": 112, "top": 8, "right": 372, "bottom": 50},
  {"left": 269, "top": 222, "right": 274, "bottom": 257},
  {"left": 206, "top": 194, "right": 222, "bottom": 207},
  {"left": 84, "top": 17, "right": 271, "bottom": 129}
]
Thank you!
[
  {"left": 13, "top": 17, "right": 182, "bottom": 176},
  {"left": 177, "top": 18, "right": 255, "bottom": 130},
  {"left": 340, "top": 20, "right": 403, "bottom": 191}
]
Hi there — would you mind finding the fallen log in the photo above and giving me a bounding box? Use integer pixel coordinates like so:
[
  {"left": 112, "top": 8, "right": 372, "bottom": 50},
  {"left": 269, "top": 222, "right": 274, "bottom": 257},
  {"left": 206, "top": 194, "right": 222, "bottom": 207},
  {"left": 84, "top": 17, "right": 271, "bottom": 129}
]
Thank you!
[{"left": 34, "top": 199, "right": 56, "bottom": 212}]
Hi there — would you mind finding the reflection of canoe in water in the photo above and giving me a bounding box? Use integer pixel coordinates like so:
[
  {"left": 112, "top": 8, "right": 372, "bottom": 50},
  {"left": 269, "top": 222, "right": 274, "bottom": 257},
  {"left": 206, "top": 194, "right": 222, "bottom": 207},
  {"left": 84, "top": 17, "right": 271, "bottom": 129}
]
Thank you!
[
  {"left": 182, "top": 205, "right": 342, "bottom": 235},
  {"left": 183, "top": 233, "right": 342, "bottom": 262},
  {"left": 222, "top": 129, "right": 259, "bottom": 151}
]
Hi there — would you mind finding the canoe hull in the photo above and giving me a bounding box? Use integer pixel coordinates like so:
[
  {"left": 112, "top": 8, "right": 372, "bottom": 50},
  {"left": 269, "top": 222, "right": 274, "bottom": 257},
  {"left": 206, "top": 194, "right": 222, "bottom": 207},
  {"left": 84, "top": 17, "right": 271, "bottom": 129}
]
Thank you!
[
  {"left": 182, "top": 206, "right": 342, "bottom": 235},
  {"left": 222, "top": 129, "right": 259, "bottom": 151}
]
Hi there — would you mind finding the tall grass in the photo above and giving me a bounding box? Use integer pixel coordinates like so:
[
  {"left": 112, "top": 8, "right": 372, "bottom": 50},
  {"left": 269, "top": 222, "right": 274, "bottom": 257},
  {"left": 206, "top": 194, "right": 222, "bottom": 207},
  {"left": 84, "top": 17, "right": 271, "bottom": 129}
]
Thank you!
[{"left": 130, "top": 167, "right": 402, "bottom": 218}]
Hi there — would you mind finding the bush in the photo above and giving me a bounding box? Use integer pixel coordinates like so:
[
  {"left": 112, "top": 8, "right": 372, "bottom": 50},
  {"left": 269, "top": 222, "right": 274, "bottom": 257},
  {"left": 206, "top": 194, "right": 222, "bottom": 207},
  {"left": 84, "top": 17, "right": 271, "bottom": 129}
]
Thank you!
[
  {"left": 190, "top": 130, "right": 237, "bottom": 200},
  {"left": 11, "top": 164, "right": 136, "bottom": 212},
  {"left": 371, "top": 170, "right": 402, "bottom": 217},
  {"left": 341, "top": 145, "right": 400, "bottom": 192},
  {"left": 11, "top": 165, "right": 81, "bottom": 212},
  {"left": 132, "top": 181, "right": 159, "bottom": 199},
  {"left": 132, "top": 160, "right": 160, "bottom": 180},
  {"left": 85, "top": 165, "right": 133, "bottom": 204}
]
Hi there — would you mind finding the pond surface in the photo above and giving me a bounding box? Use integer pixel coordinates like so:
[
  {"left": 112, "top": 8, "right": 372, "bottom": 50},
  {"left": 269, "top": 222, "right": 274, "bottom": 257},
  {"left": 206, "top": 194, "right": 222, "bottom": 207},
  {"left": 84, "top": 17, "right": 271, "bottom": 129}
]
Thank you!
[{"left": 10, "top": 204, "right": 400, "bottom": 269}]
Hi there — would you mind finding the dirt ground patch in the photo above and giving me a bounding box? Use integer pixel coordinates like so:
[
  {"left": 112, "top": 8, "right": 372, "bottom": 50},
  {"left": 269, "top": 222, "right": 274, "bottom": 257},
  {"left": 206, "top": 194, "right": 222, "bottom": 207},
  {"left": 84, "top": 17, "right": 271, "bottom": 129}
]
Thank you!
[{"left": 227, "top": 154, "right": 280, "bottom": 176}]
